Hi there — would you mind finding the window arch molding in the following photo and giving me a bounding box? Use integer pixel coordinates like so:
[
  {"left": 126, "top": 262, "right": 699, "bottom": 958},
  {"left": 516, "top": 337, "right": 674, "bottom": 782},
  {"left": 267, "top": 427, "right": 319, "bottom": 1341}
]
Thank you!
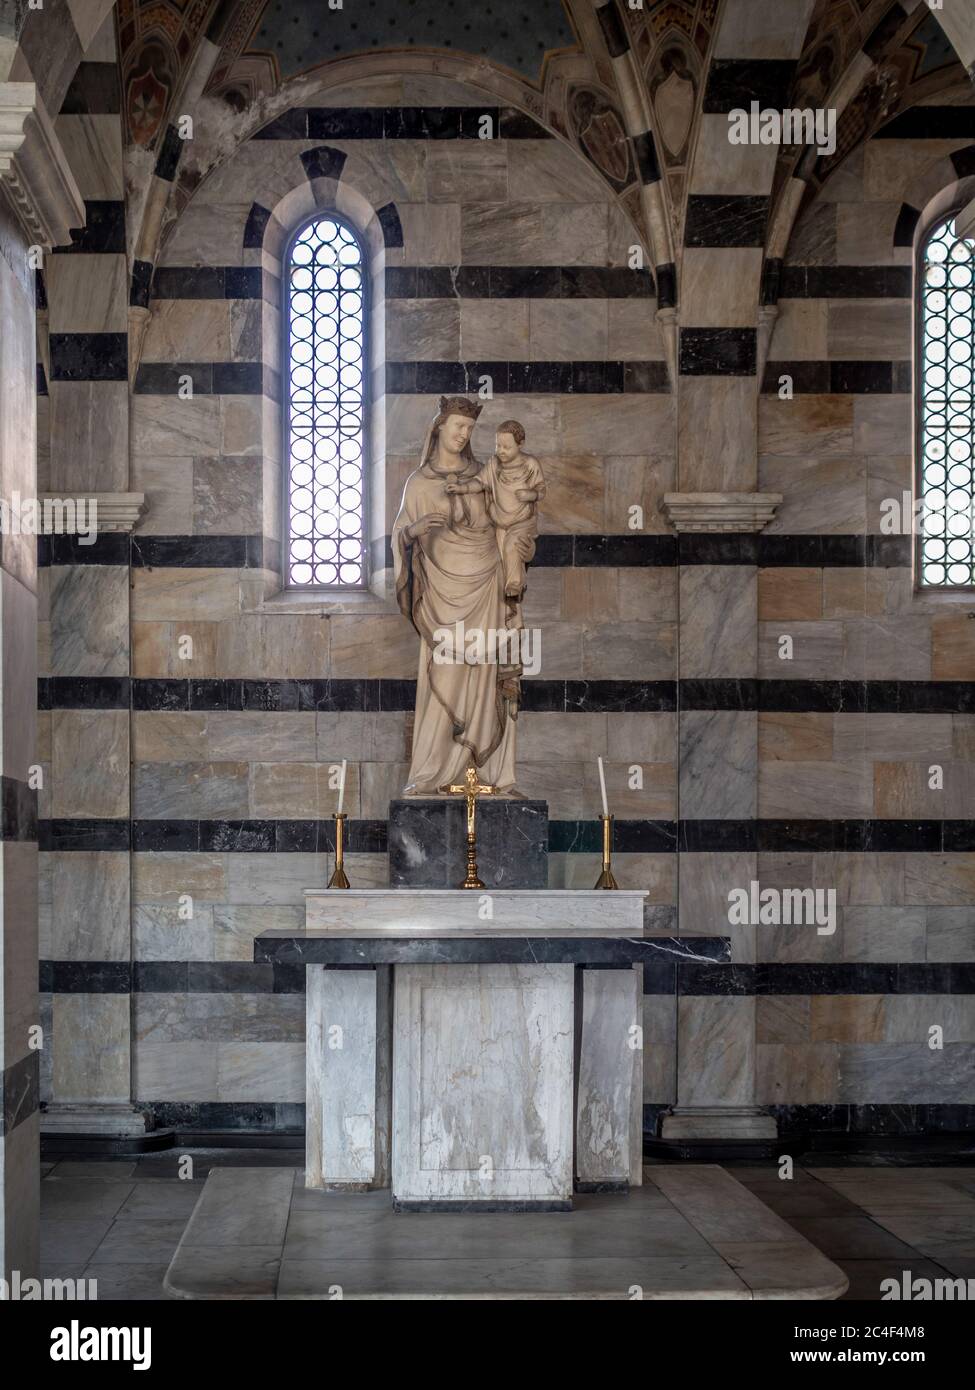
[
  {"left": 282, "top": 209, "right": 371, "bottom": 591},
  {"left": 915, "top": 193, "right": 975, "bottom": 591}
]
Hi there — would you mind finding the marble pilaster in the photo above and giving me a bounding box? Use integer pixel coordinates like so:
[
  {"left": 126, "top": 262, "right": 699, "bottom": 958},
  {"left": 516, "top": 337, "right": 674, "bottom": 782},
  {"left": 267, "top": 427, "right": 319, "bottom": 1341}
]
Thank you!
[
  {"left": 575, "top": 967, "right": 643, "bottom": 1187},
  {"left": 305, "top": 964, "right": 391, "bottom": 1190},
  {"left": 660, "top": 490, "right": 780, "bottom": 1146},
  {"left": 35, "top": 26, "right": 149, "bottom": 1140},
  {"left": 0, "top": 77, "right": 81, "bottom": 1279}
]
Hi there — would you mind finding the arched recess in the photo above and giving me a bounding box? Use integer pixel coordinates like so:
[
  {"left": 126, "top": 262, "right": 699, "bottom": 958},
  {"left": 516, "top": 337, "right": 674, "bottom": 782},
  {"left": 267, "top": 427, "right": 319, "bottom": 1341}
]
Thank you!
[
  {"left": 132, "top": 48, "right": 658, "bottom": 380},
  {"left": 149, "top": 130, "right": 400, "bottom": 603},
  {"left": 149, "top": 63, "right": 667, "bottom": 611}
]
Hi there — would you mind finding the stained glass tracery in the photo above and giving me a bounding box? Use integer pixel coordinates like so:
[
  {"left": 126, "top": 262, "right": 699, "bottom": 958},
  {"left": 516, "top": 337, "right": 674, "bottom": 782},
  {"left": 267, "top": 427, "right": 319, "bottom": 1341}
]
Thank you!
[{"left": 919, "top": 216, "right": 975, "bottom": 588}]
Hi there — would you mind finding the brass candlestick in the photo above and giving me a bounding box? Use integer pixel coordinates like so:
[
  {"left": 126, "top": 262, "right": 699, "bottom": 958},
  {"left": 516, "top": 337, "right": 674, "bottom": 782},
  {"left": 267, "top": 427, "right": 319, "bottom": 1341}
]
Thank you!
[
  {"left": 440, "top": 764, "right": 495, "bottom": 889},
  {"left": 594, "top": 813, "right": 619, "bottom": 890},
  {"left": 327, "top": 812, "right": 351, "bottom": 889}
]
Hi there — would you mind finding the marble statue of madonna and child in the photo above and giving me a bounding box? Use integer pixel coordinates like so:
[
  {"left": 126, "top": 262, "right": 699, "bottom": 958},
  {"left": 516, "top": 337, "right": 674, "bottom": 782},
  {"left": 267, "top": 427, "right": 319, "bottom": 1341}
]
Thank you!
[{"left": 392, "top": 396, "right": 546, "bottom": 796}]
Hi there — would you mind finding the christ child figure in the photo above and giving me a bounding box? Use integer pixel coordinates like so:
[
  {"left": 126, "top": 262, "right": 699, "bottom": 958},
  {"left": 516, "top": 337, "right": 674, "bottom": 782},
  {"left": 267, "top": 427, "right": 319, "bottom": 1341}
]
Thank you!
[{"left": 445, "top": 420, "right": 545, "bottom": 601}]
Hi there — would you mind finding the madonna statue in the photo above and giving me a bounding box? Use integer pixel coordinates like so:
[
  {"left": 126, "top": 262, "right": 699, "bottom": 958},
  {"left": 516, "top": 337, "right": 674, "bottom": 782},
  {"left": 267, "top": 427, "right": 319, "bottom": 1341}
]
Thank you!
[{"left": 392, "top": 396, "right": 537, "bottom": 795}]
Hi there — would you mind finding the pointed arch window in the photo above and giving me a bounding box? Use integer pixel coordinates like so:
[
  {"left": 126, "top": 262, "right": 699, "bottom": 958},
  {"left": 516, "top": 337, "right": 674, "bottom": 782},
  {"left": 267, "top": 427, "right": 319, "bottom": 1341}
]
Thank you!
[
  {"left": 918, "top": 214, "right": 975, "bottom": 588},
  {"left": 285, "top": 215, "right": 368, "bottom": 589}
]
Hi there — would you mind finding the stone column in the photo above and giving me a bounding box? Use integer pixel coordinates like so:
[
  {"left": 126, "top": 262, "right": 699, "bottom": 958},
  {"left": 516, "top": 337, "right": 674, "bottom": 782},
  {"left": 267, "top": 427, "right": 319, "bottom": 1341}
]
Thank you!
[
  {"left": 0, "top": 80, "right": 82, "bottom": 1278},
  {"left": 39, "top": 490, "right": 147, "bottom": 1141},
  {"left": 647, "top": 0, "right": 816, "bottom": 1153},
  {"left": 37, "top": 35, "right": 148, "bottom": 1141},
  {"left": 660, "top": 494, "right": 780, "bottom": 1149}
]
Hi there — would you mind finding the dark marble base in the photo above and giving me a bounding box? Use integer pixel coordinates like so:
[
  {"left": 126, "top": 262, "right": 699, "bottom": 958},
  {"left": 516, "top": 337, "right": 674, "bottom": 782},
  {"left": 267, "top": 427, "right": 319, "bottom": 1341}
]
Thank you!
[
  {"left": 39, "top": 1130, "right": 175, "bottom": 1157},
  {"left": 388, "top": 797, "right": 548, "bottom": 889},
  {"left": 255, "top": 935, "right": 725, "bottom": 966},
  {"left": 644, "top": 1136, "right": 779, "bottom": 1162}
]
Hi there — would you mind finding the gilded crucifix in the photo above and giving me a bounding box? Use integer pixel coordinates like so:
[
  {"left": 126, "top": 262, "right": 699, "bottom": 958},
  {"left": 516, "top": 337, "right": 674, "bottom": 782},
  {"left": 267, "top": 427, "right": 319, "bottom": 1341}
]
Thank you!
[{"left": 439, "top": 764, "right": 496, "bottom": 889}]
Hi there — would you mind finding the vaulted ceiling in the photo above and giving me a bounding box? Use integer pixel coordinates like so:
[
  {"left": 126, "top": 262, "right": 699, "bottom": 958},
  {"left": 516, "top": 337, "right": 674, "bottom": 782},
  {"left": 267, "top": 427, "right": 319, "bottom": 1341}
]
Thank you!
[
  {"left": 248, "top": 0, "right": 577, "bottom": 82},
  {"left": 7, "top": 0, "right": 970, "bottom": 279},
  {"left": 113, "top": 2, "right": 970, "bottom": 188}
]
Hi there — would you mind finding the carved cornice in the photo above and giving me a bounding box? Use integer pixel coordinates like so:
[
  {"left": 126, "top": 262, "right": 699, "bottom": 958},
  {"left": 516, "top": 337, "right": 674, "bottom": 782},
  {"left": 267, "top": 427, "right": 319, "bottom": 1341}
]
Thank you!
[
  {"left": 0, "top": 82, "right": 84, "bottom": 249},
  {"left": 42, "top": 493, "right": 148, "bottom": 534},
  {"left": 661, "top": 492, "right": 783, "bottom": 534}
]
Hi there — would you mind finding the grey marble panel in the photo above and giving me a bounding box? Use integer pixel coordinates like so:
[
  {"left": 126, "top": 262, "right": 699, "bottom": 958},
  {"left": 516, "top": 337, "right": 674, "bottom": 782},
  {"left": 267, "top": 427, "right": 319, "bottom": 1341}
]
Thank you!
[
  {"left": 676, "top": 996, "right": 756, "bottom": 1108},
  {"left": 679, "top": 567, "right": 757, "bottom": 679},
  {"left": 306, "top": 966, "right": 384, "bottom": 1189},
  {"left": 576, "top": 968, "right": 643, "bottom": 1187},
  {"left": 51, "top": 851, "right": 129, "bottom": 960},
  {"left": 135, "top": 993, "right": 303, "bottom": 1044},
  {"left": 392, "top": 964, "right": 574, "bottom": 1205},
  {"left": 133, "top": 760, "right": 249, "bottom": 819},
  {"left": 837, "top": 1043, "right": 975, "bottom": 1104},
  {"left": 50, "top": 567, "right": 128, "bottom": 677},
  {"left": 193, "top": 456, "right": 262, "bottom": 534},
  {"left": 679, "top": 712, "right": 757, "bottom": 820}
]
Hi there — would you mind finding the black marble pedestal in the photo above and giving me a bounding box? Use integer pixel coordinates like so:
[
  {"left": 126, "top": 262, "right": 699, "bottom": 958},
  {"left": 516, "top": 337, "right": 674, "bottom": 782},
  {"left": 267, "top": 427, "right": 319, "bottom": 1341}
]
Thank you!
[{"left": 388, "top": 798, "right": 548, "bottom": 889}]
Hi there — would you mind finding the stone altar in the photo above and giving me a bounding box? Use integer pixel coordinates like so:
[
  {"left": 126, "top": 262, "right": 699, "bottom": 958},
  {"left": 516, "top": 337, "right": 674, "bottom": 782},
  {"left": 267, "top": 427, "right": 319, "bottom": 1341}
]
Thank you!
[{"left": 256, "top": 887, "right": 653, "bottom": 1209}]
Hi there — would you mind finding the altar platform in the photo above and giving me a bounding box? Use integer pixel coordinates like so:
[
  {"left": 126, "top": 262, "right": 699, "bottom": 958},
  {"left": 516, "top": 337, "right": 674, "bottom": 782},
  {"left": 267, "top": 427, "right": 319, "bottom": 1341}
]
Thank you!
[
  {"left": 163, "top": 1164, "right": 848, "bottom": 1300},
  {"left": 256, "top": 890, "right": 723, "bottom": 1208}
]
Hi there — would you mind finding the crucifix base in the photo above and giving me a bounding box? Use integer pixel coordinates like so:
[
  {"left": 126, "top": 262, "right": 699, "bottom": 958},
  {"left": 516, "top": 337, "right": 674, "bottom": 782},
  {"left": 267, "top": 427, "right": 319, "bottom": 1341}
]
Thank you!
[
  {"left": 460, "top": 833, "right": 485, "bottom": 889},
  {"left": 389, "top": 798, "right": 548, "bottom": 890}
]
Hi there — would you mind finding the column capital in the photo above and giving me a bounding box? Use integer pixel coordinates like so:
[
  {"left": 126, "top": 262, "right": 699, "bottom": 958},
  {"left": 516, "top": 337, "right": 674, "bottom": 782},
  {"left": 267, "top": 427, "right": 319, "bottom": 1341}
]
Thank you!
[
  {"left": 661, "top": 491, "right": 783, "bottom": 533},
  {"left": 42, "top": 493, "right": 148, "bottom": 534},
  {"left": 0, "top": 81, "right": 84, "bottom": 249}
]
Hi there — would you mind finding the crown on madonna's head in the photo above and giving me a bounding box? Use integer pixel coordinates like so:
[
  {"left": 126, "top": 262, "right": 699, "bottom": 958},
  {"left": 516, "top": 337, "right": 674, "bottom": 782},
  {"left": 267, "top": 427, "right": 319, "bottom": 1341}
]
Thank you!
[{"left": 435, "top": 395, "right": 483, "bottom": 422}]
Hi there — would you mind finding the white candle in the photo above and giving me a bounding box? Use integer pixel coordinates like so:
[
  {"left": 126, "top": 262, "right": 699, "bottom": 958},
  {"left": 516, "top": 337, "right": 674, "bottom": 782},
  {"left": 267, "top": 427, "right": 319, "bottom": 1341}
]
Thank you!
[
  {"left": 597, "top": 756, "right": 609, "bottom": 818},
  {"left": 336, "top": 759, "right": 347, "bottom": 816}
]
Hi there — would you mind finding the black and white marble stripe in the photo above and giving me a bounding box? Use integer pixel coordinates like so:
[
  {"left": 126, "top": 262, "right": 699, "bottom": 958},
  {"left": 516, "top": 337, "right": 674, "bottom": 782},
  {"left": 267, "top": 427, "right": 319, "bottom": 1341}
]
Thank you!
[
  {"left": 251, "top": 107, "right": 554, "bottom": 140},
  {"left": 2, "top": 775, "right": 38, "bottom": 843},
  {"left": 37, "top": 676, "right": 975, "bottom": 715},
  {"left": 37, "top": 958, "right": 975, "bottom": 997},
  {"left": 36, "top": 531, "right": 915, "bottom": 569},
  {"left": 37, "top": 816, "right": 975, "bottom": 855},
  {"left": 762, "top": 360, "right": 911, "bottom": 392}
]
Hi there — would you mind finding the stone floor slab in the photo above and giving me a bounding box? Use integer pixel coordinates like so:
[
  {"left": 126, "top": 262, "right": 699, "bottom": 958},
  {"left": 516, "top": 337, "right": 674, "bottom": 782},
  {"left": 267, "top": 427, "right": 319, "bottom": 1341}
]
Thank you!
[{"left": 166, "top": 1165, "right": 848, "bottom": 1300}]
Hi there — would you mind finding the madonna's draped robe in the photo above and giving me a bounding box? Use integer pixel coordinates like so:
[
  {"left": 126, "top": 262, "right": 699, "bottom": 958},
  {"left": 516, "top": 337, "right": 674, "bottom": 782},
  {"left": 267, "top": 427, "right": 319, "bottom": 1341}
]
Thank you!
[{"left": 392, "top": 460, "right": 518, "bottom": 794}]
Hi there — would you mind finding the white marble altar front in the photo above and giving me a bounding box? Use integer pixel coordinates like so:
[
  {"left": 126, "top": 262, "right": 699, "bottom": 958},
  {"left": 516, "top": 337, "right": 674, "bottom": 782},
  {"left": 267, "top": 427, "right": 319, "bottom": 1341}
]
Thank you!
[
  {"left": 304, "top": 888, "right": 647, "bottom": 934},
  {"left": 393, "top": 963, "right": 575, "bottom": 1206},
  {"left": 258, "top": 889, "right": 648, "bottom": 1208}
]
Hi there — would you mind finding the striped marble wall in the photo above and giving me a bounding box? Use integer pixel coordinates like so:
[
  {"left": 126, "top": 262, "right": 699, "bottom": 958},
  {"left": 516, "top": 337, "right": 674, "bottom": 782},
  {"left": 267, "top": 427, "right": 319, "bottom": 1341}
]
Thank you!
[
  {"left": 749, "top": 103, "right": 975, "bottom": 1121},
  {"left": 39, "top": 70, "right": 677, "bottom": 1129},
  {"left": 35, "top": 58, "right": 975, "bottom": 1140}
]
